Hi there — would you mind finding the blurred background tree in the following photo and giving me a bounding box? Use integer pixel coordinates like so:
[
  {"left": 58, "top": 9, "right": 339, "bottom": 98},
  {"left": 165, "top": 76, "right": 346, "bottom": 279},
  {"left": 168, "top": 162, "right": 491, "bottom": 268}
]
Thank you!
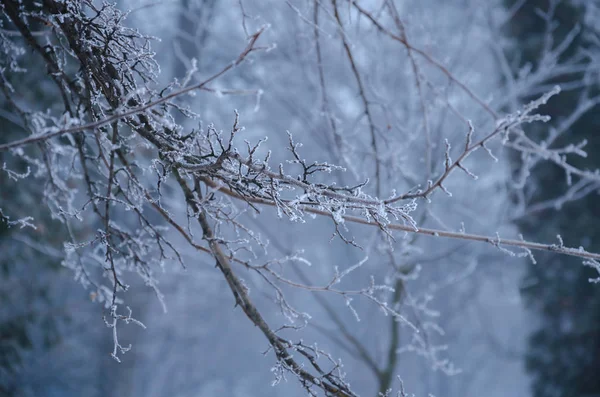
[
  {"left": 504, "top": 1, "right": 600, "bottom": 396},
  {"left": 0, "top": 7, "right": 66, "bottom": 393}
]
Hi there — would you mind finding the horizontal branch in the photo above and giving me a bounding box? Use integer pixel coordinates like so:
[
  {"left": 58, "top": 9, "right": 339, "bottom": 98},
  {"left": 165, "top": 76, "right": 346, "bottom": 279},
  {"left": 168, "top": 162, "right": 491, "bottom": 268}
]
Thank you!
[{"left": 201, "top": 178, "right": 600, "bottom": 261}]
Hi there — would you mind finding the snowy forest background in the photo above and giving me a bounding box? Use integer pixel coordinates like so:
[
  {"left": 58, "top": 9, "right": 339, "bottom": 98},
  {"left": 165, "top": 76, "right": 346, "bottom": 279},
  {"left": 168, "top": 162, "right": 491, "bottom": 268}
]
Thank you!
[{"left": 1, "top": 0, "right": 599, "bottom": 396}]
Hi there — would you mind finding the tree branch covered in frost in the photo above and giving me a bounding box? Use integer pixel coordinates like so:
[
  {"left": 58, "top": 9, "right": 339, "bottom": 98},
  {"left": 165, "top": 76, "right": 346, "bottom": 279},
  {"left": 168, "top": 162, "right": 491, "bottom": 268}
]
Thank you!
[{"left": 1, "top": 0, "right": 599, "bottom": 395}]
